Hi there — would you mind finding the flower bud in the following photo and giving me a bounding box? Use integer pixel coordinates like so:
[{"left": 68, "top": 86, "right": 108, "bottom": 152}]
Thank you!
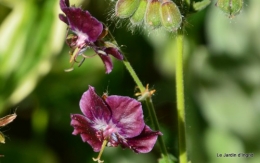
[
  {"left": 116, "top": 0, "right": 140, "bottom": 18},
  {"left": 130, "top": 0, "right": 148, "bottom": 25},
  {"left": 216, "top": 0, "right": 243, "bottom": 17},
  {"left": 159, "top": 0, "right": 182, "bottom": 31},
  {"left": 145, "top": 0, "right": 161, "bottom": 28}
]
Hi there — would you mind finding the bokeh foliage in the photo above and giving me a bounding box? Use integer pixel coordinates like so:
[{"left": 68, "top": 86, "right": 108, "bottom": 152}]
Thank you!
[{"left": 0, "top": 0, "right": 259, "bottom": 163}]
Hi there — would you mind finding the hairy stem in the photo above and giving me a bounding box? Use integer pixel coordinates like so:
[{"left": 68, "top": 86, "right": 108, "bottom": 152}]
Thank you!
[
  {"left": 107, "top": 25, "right": 171, "bottom": 162},
  {"left": 122, "top": 58, "right": 145, "bottom": 92},
  {"left": 145, "top": 97, "right": 170, "bottom": 163},
  {"left": 176, "top": 29, "right": 187, "bottom": 163},
  {"left": 122, "top": 56, "right": 170, "bottom": 163}
]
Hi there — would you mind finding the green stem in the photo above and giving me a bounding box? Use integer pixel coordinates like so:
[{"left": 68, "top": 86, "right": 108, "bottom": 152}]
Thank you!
[
  {"left": 145, "top": 97, "right": 170, "bottom": 163},
  {"left": 176, "top": 29, "right": 187, "bottom": 163},
  {"left": 122, "top": 56, "right": 170, "bottom": 163},
  {"left": 93, "top": 139, "right": 108, "bottom": 163},
  {"left": 107, "top": 25, "right": 171, "bottom": 162},
  {"left": 122, "top": 58, "right": 145, "bottom": 92}
]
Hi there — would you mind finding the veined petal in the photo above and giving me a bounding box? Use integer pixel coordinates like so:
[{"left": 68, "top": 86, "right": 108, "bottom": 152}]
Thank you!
[
  {"left": 80, "top": 86, "right": 111, "bottom": 123},
  {"left": 105, "top": 96, "right": 145, "bottom": 138},
  {"left": 104, "top": 47, "right": 123, "bottom": 60},
  {"left": 98, "top": 54, "right": 113, "bottom": 74},
  {"left": 71, "top": 114, "right": 102, "bottom": 152},
  {"left": 126, "top": 125, "right": 162, "bottom": 153},
  {"left": 60, "top": 0, "right": 70, "bottom": 11},
  {"left": 62, "top": 7, "right": 103, "bottom": 42},
  {"left": 59, "top": 14, "right": 68, "bottom": 25}
]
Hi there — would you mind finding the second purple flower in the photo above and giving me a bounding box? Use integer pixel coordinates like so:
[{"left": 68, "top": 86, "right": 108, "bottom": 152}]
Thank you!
[
  {"left": 59, "top": 0, "right": 123, "bottom": 73},
  {"left": 71, "top": 86, "right": 162, "bottom": 163}
]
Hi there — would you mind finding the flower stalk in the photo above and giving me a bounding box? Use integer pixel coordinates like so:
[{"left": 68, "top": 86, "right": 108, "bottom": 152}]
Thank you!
[
  {"left": 106, "top": 27, "right": 170, "bottom": 160},
  {"left": 145, "top": 97, "right": 170, "bottom": 163},
  {"left": 121, "top": 54, "right": 171, "bottom": 163},
  {"left": 93, "top": 140, "right": 108, "bottom": 163},
  {"left": 176, "top": 28, "right": 187, "bottom": 163}
]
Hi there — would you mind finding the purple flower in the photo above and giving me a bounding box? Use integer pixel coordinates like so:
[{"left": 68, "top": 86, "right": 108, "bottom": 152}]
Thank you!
[
  {"left": 59, "top": 0, "right": 123, "bottom": 73},
  {"left": 71, "top": 86, "right": 161, "bottom": 162}
]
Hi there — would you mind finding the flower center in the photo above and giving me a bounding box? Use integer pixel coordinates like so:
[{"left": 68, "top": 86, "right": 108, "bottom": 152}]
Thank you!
[
  {"left": 74, "top": 29, "right": 89, "bottom": 45},
  {"left": 93, "top": 119, "right": 121, "bottom": 146}
]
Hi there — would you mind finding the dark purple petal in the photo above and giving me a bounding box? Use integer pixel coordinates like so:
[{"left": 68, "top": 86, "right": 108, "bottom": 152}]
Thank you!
[
  {"left": 60, "top": 0, "right": 70, "bottom": 11},
  {"left": 62, "top": 8, "right": 103, "bottom": 42},
  {"left": 126, "top": 125, "right": 162, "bottom": 153},
  {"left": 105, "top": 96, "right": 145, "bottom": 138},
  {"left": 71, "top": 114, "right": 102, "bottom": 152},
  {"left": 98, "top": 54, "right": 113, "bottom": 74},
  {"left": 104, "top": 47, "right": 123, "bottom": 60},
  {"left": 59, "top": 14, "right": 68, "bottom": 25},
  {"left": 80, "top": 86, "right": 111, "bottom": 123}
]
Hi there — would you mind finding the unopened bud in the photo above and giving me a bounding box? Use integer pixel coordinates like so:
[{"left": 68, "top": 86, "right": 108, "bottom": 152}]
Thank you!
[
  {"left": 216, "top": 0, "right": 243, "bottom": 17},
  {"left": 115, "top": 0, "right": 140, "bottom": 18},
  {"left": 145, "top": 0, "right": 161, "bottom": 28},
  {"left": 130, "top": 0, "right": 148, "bottom": 25},
  {"left": 160, "top": 0, "right": 182, "bottom": 31}
]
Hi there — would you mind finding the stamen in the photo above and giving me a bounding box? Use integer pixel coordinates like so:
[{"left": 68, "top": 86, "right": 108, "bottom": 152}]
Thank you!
[
  {"left": 73, "top": 56, "right": 79, "bottom": 63},
  {"left": 64, "top": 67, "right": 74, "bottom": 72},
  {"left": 102, "top": 92, "right": 108, "bottom": 100},
  {"left": 78, "top": 58, "right": 85, "bottom": 67},
  {"left": 93, "top": 139, "right": 108, "bottom": 163},
  {"left": 96, "top": 50, "right": 107, "bottom": 56},
  {"left": 135, "top": 84, "right": 156, "bottom": 101},
  {"left": 64, "top": 61, "right": 75, "bottom": 72},
  {"left": 70, "top": 47, "right": 80, "bottom": 63},
  {"left": 97, "top": 24, "right": 108, "bottom": 40},
  {"left": 82, "top": 53, "right": 97, "bottom": 58}
]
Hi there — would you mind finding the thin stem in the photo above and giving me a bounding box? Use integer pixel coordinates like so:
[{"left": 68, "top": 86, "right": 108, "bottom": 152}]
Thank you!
[
  {"left": 107, "top": 25, "right": 171, "bottom": 162},
  {"left": 176, "top": 29, "right": 187, "bottom": 163},
  {"left": 122, "top": 58, "right": 145, "bottom": 92},
  {"left": 145, "top": 97, "right": 170, "bottom": 163},
  {"left": 93, "top": 139, "right": 108, "bottom": 163},
  {"left": 122, "top": 56, "right": 170, "bottom": 163}
]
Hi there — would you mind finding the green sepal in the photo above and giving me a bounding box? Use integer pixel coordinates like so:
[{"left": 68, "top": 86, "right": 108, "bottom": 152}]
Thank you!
[
  {"left": 130, "top": 0, "right": 148, "bottom": 25},
  {"left": 145, "top": 0, "right": 161, "bottom": 28},
  {"left": 159, "top": 1, "right": 182, "bottom": 31},
  {"left": 115, "top": 0, "right": 140, "bottom": 18}
]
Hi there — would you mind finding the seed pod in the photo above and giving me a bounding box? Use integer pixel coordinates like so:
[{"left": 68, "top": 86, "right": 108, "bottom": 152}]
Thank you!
[
  {"left": 145, "top": 0, "right": 161, "bottom": 28},
  {"left": 130, "top": 0, "right": 148, "bottom": 25},
  {"left": 216, "top": 0, "right": 243, "bottom": 17},
  {"left": 160, "top": 0, "right": 182, "bottom": 31},
  {"left": 115, "top": 0, "right": 140, "bottom": 18}
]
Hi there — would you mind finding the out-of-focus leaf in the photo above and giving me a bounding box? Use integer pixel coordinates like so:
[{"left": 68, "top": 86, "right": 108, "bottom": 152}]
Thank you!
[
  {"left": 150, "top": 32, "right": 190, "bottom": 78},
  {"left": 32, "top": 107, "right": 48, "bottom": 138},
  {"left": 0, "top": 0, "right": 20, "bottom": 8},
  {"left": 206, "top": 0, "right": 260, "bottom": 57},
  {"left": 1, "top": 140, "right": 59, "bottom": 163},
  {"left": 204, "top": 127, "right": 245, "bottom": 163},
  {"left": 198, "top": 78, "right": 259, "bottom": 139},
  {"left": 0, "top": 0, "right": 66, "bottom": 113}
]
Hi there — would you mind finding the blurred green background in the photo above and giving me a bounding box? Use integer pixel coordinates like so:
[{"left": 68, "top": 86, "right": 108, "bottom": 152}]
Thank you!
[{"left": 0, "top": 0, "right": 260, "bottom": 163}]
